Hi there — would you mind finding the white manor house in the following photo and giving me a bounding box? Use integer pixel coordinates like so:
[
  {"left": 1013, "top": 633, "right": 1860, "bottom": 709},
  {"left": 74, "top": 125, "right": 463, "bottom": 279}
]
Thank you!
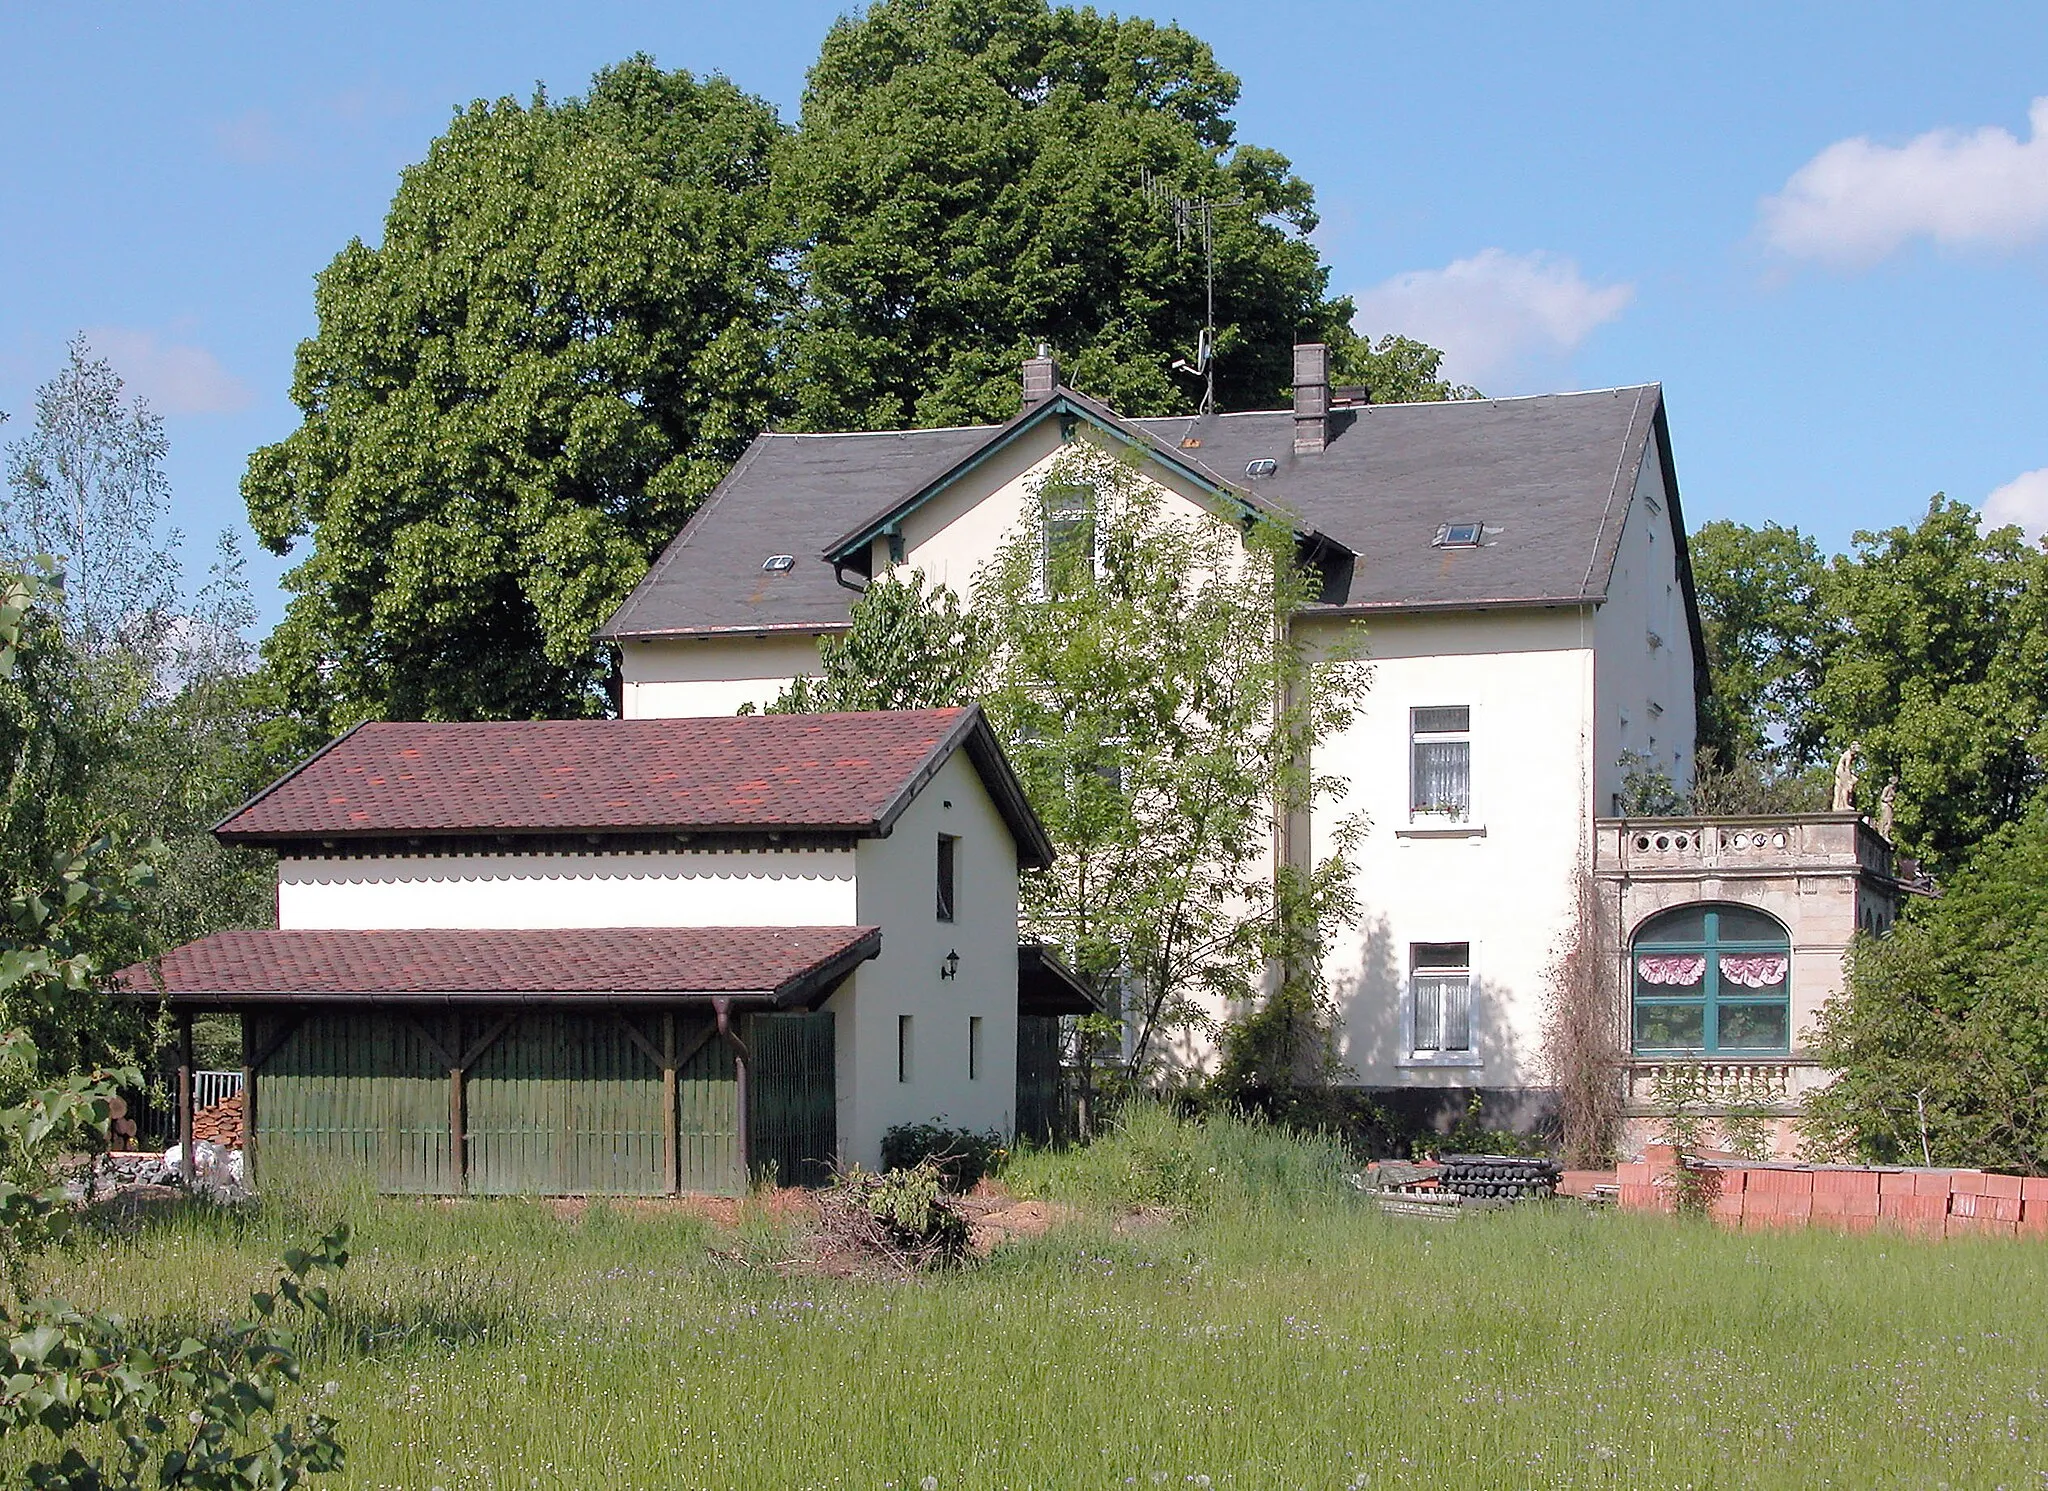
[{"left": 601, "top": 347, "right": 1910, "bottom": 1145}]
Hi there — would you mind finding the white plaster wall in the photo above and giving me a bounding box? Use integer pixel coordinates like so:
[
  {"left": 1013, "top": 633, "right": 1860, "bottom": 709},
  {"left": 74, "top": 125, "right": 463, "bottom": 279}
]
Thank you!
[
  {"left": 1591, "top": 454, "right": 1699, "bottom": 810},
  {"left": 1304, "top": 608, "right": 1596, "bottom": 1089},
  {"left": 277, "top": 850, "right": 857, "bottom": 930},
  {"left": 621, "top": 634, "right": 826, "bottom": 719},
  {"left": 898, "top": 423, "right": 1247, "bottom": 591},
  {"left": 828, "top": 748, "right": 1020, "bottom": 1167}
]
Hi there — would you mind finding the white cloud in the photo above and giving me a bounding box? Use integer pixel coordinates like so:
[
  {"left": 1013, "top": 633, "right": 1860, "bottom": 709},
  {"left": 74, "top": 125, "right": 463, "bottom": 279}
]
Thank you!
[
  {"left": 1349, "top": 249, "right": 1634, "bottom": 385},
  {"left": 86, "top": 328, "right": 253, "bottom": 416},
  {"left": 1984, "top": 467, "right": 2048, "bottom": 542},
  {"left": 1760, "top": 98, "right": 2048, "bottom": 265}
]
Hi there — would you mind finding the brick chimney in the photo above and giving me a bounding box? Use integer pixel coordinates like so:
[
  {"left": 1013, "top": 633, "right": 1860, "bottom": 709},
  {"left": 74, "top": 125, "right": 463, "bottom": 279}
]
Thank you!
[
  {"left": 1022, "top": 344, "right": 1060, "bottom": 410},
  {"left": 1293, "top": 342, "right": 1329, "bottom": 454}
]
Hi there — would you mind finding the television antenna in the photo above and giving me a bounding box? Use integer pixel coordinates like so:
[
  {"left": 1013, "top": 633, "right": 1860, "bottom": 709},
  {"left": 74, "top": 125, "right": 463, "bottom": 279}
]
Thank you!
[{"left": 1142, "top": 170, "right": 1243, "bottom": 415}]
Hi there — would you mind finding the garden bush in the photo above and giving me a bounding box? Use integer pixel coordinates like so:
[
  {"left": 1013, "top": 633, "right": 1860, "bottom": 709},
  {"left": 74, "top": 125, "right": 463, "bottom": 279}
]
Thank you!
[{"left": 879, "top": 1121, "right": 1006, "bottom": 1191}]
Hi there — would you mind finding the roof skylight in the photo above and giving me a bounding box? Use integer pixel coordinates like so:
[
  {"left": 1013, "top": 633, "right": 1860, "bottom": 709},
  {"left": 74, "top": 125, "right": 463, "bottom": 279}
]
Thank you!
[
  {"left": 1434, "top": 523, "right": 1484, "bottom": 548},
  {"left": 762, "top": 554, "right": 796, "bottom": 573},
  {"left": 1244, "top": 458, "right": 1278, "bottom": 479}
]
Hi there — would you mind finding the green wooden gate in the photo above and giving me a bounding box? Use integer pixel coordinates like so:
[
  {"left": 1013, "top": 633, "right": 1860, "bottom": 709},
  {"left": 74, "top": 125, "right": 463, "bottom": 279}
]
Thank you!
[
  {"left": 1015, "top": 1015, "right": 1064, "bottom": 1145},
  {"left": 747, "top": 1011, "right": 836, "bottom": 1187},
  {"left": 466, "top": 1013, "right": 668, "bottom": 1196},
  {"left": 250, "top": 1011, "right": 455, "bottom": 1193}
]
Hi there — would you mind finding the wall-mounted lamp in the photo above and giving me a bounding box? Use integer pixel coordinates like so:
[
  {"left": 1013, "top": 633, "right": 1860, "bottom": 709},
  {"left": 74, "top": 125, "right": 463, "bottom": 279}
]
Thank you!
[{"left": 940, "top": 949, "right": 961, "bottom": 981}]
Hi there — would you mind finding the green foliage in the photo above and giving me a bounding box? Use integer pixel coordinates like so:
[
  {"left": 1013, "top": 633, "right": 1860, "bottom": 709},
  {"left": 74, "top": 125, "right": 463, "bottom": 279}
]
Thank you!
[
  {"left": 0, "top": 1226, "right": 350, "bottom": 1490},
  {"left": 974, "top": 443, "right": 1369, "bottom": 1075},
  {"left": 760, "top": 572, "right": 987, "bottom": 714},
  {"left": 1688, "top": 518, "right": 1828, "bottom": 773},
  {"left": 1004, "top": 1102, "right": 1352, "bottom": 1214},
  {"left": 244, "top": 57, "right": 789, "bottom": 731},
  {"left": 779, "top": 0, "right": 1345, "bottom": 429},
  {"left": 1815, "top": 496, "right": 2048, "bottom": 866},
  {"left": 1327, "top": 331, "right": 1481, "bottom": 403},
  {"left": 1803, "top": 793, "right": 2048, "bottom": 1174},
  {"left": 878, "top": 1121, "right": 1007, "bottom": 1191}
]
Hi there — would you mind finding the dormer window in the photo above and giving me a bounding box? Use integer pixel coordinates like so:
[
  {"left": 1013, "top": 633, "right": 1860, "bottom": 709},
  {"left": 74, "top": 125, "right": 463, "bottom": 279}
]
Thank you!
[
  {"left": 762, "top": 554, "right": 796, "bottom": 573},
  {"left": 1434, "top": 523, "right": 1483, "bottom": 548}
]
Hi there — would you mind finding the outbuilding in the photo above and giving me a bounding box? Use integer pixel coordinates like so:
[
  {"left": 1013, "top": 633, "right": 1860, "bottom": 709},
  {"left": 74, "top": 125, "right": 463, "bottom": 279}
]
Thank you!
[{"left": 116, "top": 706, "right": 1086, "bottom": 1193}]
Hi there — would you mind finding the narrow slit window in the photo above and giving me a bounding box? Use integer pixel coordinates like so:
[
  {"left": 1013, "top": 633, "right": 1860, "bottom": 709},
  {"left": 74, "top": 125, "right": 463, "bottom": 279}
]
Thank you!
[
  {"left": 1411, "top": 943, "right": 1472, "bottom": 1055},
  {"left": 968, "top": 1016, "right": 983, "bottom": 1080},
  {"left": 1410, "top": 706, "right": 1471, "bottom": 820},
  {"left": 936, "top": 834, "right": 957, "bottom": 922},
  {"left": 897, "top": 1015, "right": 913, "bottom": 1083}
]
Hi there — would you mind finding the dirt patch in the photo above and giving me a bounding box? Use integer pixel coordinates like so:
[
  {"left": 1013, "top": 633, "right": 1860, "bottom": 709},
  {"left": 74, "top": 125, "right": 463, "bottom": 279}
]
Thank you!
[
  {"left": 962, "top": 1197, "right": 1081, "bottom": 1256},
  {"left": 1111, "top": 1205, "right": 1175, "bottom": 1235}
]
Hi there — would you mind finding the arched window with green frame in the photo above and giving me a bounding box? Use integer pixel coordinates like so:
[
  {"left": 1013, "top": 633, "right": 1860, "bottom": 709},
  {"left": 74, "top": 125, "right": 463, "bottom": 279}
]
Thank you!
[{"left": 1631, "top": 904, "right": 1791, "bottom": 1055}]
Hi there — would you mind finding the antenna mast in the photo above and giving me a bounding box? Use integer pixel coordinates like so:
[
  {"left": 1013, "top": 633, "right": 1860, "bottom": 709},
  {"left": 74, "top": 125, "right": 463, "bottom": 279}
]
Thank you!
[{"left": 1141, "top": 170, "right": 1243, "bottom": 415}]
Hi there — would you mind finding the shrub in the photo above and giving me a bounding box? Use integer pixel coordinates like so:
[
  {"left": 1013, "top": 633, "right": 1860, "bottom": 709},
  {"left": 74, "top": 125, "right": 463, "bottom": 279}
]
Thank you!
[
  {"left": 879, "top": 1121, "right": 1007, "bottom": 1192},
  {"left": 1004, "top": 1104, "right": 1353, "bottom": 1215}
]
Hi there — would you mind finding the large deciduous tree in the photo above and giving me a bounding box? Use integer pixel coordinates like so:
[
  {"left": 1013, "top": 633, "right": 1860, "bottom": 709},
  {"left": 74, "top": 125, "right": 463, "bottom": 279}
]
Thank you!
[
  {"left": 778, "top": 0, "right": 1347, "bottom": 428},
  {"left": 1816, "top": 497, "right": 2048, "bottom": 866},
  {"left": 244, "top": 58, "right": 788, "bottom": 733},
  {"left": 1803, "top": 793, "right": 2048, "bottom": 1174},
  {"left": 1687, "top": 518, "right": 1827, "bottom": 774}
]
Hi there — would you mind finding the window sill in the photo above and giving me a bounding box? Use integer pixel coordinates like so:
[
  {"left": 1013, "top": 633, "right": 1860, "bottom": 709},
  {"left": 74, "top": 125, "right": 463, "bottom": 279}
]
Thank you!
[
  {"left": 1395, "top": 822, "right": 1487, "bottom": 840},
  {"left": 1397, "top": 1052, "right": 1484, "bottom": 1070}
]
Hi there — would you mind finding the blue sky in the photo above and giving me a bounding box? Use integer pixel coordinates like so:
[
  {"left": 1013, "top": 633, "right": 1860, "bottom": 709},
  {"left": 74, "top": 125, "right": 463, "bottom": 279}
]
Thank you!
[{"left": 2, "top": 2, "right": 2045, "bottom": 627}]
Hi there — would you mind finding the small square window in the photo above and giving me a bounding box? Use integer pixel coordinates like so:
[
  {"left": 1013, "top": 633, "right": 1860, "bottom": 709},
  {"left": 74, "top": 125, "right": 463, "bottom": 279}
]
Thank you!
[{"left": 1434, "top": 522, "right": 1484, "bottom": 548}]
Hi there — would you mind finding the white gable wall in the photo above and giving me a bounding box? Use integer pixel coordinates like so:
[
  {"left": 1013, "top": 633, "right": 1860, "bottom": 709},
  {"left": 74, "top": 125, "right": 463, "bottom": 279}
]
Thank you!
[
  {"left": 828, "top": 747, "right": 1020, "bottom": 1167},
  {"left": 1304, "top": 607, "right": 1594, "bottom": 1090},
  {"left": 622, "top": 633, "right": 827, "bottom": 720},
  {"left": 276, "top": 849, "right": 857, "bottom": 930}
]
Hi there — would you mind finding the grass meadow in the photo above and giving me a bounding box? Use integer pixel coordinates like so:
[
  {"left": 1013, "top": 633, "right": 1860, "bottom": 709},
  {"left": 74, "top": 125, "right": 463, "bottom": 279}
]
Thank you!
[{"left": 18, "top": 1111, "right": 2048, "bottom": 1490}]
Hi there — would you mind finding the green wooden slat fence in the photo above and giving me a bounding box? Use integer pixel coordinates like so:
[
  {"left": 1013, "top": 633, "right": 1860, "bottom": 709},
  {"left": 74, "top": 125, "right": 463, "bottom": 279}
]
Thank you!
[{"left": 247, "top": 1007, "right": 826, "bottom": 1197}]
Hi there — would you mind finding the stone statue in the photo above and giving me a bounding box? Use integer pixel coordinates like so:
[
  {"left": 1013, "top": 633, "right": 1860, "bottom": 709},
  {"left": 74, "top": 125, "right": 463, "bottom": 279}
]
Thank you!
[
  {"left": 1877, "top": 777, "right": 1898, "bottom": 840},
  {"left": 1831, "top": 741, "right": 1862, "bottom": 813}
]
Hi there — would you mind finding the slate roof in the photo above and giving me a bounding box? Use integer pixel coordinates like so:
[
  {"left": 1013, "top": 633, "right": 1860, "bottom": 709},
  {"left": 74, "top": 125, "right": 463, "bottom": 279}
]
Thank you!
[
  {"left": 600, "top": 384, "right": 1689, "bottom": 642},
  {"left": 110, "top": 926, "right": 881, "bottom": 1007},
  {"left": 215, "top": 706, "right": 1055, "bottom": 867}
]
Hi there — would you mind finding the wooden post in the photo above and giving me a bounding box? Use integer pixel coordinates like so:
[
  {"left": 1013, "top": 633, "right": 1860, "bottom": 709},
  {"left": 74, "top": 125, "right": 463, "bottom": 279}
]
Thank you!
[
  {"left": 450, "top": 1064, "right": 467, "bottom": 1194},
  {"left": 662, "top": 1011, "right": 679, "bottom": 1196},
  {"left": 176, "top": 1012, "right": 195, "bottom": 1184},
  {"left": 240, "top": 1012, "right": 256, "bottom": 1191},
  {"left": 715, "top": 998, "right": 751, "bottom": 1187}
]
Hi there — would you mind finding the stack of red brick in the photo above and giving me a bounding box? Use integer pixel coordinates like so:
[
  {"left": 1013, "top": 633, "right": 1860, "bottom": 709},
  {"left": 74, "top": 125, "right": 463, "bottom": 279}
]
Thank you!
[
  {"left": 1615, "top": 1144, "right": 2048, "bottom": 1238},
  {"left": 191, "top": 1092, "right": 243, "bottom": 1149}
]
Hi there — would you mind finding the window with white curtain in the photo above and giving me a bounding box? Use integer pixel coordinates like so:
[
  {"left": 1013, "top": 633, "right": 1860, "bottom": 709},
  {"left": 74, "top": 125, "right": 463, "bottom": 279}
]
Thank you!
[
  {"left": 1410, "top": 706, "right": 1471, "bottom": 819},
  {"left": 1411, "top": 943, "right": 1472, "bottom": 1055}
]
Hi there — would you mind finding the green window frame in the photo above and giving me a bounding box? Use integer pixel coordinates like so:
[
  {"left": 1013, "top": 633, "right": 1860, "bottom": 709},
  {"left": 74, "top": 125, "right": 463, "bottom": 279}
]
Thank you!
[{"left": 1631, "top": 904, "right": 1791, "bottom": 1055}]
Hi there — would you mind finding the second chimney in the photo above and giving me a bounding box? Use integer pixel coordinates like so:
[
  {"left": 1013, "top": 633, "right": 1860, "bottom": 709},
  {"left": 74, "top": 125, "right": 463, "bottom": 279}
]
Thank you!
[
  {"left": 1023, "top": 344, "right": 1060, "bottom": 410},
  {"left": 1293, "top": 342, "right": 1329, "bottom": 454}
]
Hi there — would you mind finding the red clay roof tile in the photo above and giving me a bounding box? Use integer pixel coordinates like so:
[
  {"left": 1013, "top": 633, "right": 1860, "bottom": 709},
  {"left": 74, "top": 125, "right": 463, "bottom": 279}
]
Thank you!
[
  {"left": 216, "top": 710, "right": 972, "bottom": 840},
  {"left": 112, "top": 926, "right": 880, "bottom": 1003}
]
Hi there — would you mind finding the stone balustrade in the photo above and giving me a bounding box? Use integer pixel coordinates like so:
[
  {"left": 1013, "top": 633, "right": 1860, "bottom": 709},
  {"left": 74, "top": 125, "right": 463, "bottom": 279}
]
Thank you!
[{"left": 1596, "top": 812, "right": 1893, "bottom": 880}]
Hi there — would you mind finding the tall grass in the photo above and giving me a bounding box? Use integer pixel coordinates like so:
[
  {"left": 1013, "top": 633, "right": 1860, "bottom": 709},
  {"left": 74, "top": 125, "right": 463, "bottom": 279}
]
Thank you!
[{"left": 19, "top": 1113, "right": 2048, "bottom": 1488}]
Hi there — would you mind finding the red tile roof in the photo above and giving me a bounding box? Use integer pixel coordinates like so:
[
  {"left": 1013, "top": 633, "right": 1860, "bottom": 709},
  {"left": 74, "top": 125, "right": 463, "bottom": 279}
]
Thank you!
[
  {"left": 218, "top": 710, "right": 975, "bottom": 840},
  {"left": 112, "top": 926, "right": 880, "bottom": 1007}
]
